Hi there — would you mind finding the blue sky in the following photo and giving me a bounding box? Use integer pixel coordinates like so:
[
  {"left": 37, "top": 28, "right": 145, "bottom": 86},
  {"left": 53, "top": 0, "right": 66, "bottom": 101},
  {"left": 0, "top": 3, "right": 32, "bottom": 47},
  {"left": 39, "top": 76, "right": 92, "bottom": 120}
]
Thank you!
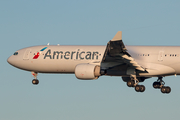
[{"left": 1, "top": 0, "right": 180, "bottom": 120}]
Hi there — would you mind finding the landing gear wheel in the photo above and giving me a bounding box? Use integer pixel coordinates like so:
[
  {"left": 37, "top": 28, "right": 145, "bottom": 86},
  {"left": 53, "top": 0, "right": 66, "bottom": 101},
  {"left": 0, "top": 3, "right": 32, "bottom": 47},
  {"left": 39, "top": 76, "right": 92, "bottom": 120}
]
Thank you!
[
  {"left": 127, "top": 81, "right": 135, "bottom": 87},
  {"left": 161, "top": 86, "right": 171, "bottom": 94},
  {"left": 161, "top": 86, "right": 166, "bottom": 93},
  {"left": 31, "top": 72, "right": 39, "bottom": 85},
  {"left": 32, "top": 79, "right": 39, "bottom": 85},
  {"left": 135, "top": 85, "right": 141, "bottom": 92},
  {"left": 153, "top": 77, "right": 171, "bottom": 94},
  {"left": 126, "top": 74, "right": 144, "bottom": 93},
  {"left": 135, "top": 85, "right": 145, "bottom": 92},
  {"left": 153, "top": 82, "right": 161, "bottom": 89},
  {"left": 140, "top": 85, "right": 145, "bottom": 92},
  {"left": 166, "top": 86, "right": 171, "bottom": 93}
]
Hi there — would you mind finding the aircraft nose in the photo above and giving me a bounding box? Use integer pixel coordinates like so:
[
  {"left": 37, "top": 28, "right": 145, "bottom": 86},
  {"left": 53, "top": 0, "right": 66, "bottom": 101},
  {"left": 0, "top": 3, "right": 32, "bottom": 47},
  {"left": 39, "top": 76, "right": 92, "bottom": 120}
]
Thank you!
[
  {"left": 7, "top": 55, "right": 18, "bottom": 67},
  {"left": 7, "top": 56, "right": 14, "bottom": 65}
]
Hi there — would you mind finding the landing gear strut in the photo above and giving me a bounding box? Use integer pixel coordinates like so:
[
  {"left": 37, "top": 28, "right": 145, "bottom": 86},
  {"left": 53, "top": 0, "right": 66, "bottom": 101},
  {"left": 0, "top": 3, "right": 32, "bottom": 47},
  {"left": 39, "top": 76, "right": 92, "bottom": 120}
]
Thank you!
[
  {"left": 127, "top": 75, "right": 146, "bottom": 93},
  {"left": 153, "top": 77, "right": 171, "bottom": 94},
  {"left": 31, "top": 72, "right": 39, "bottom": 85}
]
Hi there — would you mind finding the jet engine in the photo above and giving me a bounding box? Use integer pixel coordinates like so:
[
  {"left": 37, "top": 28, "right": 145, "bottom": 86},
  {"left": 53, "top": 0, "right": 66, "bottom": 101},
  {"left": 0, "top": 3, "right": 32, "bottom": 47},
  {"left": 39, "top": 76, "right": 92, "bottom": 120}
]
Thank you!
[{"left": 75, "top": 63, "right": 101, "bottom": 80}]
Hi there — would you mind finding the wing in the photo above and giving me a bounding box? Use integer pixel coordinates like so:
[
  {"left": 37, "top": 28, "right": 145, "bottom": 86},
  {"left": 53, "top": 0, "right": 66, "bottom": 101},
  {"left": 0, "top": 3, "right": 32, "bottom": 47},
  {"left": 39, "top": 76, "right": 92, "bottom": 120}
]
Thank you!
[{"left": 101, "top": 31, "right": 146, "bottom": 73}]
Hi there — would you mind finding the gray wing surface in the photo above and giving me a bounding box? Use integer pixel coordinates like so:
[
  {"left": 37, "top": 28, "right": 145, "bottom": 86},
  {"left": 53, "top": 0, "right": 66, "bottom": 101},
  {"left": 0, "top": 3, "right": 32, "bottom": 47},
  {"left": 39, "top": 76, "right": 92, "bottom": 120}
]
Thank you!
[{"left": 101, "top": 31, "right": 145, "bottom": 72}]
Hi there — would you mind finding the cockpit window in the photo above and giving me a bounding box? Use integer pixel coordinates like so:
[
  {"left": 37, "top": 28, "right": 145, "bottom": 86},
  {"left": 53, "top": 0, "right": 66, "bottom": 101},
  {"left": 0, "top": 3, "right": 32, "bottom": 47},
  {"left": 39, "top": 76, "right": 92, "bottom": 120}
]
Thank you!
[{"left": 13, "top": 52, "right": 18, "bottom": 55}]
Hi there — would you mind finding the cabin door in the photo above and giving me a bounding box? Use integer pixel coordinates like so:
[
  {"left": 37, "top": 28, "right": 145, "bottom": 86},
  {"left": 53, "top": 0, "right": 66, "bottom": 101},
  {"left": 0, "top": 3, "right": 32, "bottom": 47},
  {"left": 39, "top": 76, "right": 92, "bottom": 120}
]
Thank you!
[
  {"left": 23, "top": 49, "right": 31, "bottom": 60},
  {"left": 158, "top": 51, "right": 164, "bottom": 61}
]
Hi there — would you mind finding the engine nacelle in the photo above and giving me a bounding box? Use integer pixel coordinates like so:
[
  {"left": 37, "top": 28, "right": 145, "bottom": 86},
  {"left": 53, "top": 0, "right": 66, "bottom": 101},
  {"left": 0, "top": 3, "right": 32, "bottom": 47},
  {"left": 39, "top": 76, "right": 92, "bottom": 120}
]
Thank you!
[{"left": 75, "top": 63, "right": 101, "bottom": 80}]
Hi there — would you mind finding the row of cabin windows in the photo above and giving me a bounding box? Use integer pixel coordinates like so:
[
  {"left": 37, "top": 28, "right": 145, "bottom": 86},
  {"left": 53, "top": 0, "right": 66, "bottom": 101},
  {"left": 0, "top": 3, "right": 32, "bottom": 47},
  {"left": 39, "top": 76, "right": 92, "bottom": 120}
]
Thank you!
[
  {"left": 165, "top": 54, "right": 179, "bottom": 57},
  {"left": 137, "top": 54, "right": 150, "bottom": 56},
  {"left": 137, "top": 54, "right": 180, "bottom": 57}
]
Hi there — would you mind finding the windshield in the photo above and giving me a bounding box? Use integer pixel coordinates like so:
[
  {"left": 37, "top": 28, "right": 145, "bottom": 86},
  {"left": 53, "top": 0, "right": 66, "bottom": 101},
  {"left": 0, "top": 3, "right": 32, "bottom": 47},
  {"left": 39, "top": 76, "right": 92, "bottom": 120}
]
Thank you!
[{"left": 13, "top": 52, "right": 18, "bottom": 55}]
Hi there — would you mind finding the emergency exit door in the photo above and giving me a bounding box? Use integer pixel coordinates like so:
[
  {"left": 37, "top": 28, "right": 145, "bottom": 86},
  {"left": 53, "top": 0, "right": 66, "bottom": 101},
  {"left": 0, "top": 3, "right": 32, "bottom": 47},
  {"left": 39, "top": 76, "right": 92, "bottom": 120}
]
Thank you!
[{"left": 158, "top": 51, "right": 164, "bottom": 61}]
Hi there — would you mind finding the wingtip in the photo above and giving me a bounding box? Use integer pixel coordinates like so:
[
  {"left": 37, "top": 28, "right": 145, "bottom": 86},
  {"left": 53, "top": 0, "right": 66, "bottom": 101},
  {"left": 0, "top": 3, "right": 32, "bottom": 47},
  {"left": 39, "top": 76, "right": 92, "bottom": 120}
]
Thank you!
[{"left": 111, "top": 31, "right": 122, "bottom": 41}]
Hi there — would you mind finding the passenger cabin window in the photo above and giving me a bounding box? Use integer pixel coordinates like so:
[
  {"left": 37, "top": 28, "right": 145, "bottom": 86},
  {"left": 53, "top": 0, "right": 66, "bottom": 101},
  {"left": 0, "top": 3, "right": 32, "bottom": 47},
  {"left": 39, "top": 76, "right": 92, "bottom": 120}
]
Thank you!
[
  {"left": 13, "top": 52, "right": 18, "bottom": 55},
  {"left": 137, "top": 54, "right": 150, "bottom": 56}
]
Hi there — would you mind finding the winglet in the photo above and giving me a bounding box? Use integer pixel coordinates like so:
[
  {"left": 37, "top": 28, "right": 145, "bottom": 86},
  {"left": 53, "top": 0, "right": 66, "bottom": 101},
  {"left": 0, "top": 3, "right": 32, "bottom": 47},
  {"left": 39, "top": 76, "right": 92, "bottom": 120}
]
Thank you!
[{"left": 111, "top": 31, "right": 122, "bottom": 41}]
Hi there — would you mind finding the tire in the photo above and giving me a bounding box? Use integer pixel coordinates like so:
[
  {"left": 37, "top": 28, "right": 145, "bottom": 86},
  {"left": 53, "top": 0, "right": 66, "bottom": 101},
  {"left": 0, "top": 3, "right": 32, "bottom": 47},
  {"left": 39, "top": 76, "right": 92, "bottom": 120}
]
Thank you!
[
  {"left": 135, "top": 85, "right": 140, "bottom": 92},
  {"left": 127, "top": 81, "right": 134, "bottom": 87},
  {"left": 153, "top": 82, "right": 161, "bottom": 89},
  {"left": 32, "top": 79, "right": 39, "bottom": 85},
  {"left": 166, "top": 86, "right": 171, "bottom": 94},
  {"left": 140, "top": 85, "right": 145, "bottom": 92},
  {"left": 161, "top": 86, "right": 166, "bottom": 93}
]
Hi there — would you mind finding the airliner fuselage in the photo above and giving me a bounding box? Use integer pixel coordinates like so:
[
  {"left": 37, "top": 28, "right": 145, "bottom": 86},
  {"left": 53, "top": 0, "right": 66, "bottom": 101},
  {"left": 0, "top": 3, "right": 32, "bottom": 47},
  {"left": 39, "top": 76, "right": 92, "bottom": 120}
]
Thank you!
[
  {"left": 7, "top": 31, "right": 180, "bottom": 94},
  {"left": 8, "top": 45, "right": 180, "bottom": 76}
]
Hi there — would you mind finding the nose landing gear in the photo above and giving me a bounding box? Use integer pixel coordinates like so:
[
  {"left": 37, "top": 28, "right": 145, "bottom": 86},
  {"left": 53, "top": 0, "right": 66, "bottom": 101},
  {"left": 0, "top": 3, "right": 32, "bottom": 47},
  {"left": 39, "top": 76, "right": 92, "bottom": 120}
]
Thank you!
[
  {"left": 153, "top": 77, "right": 171, "bottom": 94},
  {"left": 31, "top": 72, "right": 39, "bottom": 85}
]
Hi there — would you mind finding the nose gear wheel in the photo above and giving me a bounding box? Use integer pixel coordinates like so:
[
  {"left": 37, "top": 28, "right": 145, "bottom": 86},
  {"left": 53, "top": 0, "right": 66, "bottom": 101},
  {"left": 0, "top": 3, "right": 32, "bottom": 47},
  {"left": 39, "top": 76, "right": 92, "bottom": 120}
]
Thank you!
[
  {"left": 31, "top": 72, "right": 39, "bottom": 85},
  {"left": 32, "top": 79, "right": 39, "bottom": 85}
]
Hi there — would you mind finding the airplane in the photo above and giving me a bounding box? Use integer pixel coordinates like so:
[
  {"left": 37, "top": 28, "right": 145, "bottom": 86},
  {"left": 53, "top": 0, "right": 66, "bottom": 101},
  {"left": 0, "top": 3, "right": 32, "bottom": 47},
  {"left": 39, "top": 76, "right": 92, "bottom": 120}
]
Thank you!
[{"left": 7, "top": 31, "right": 180, "bottom": 94}]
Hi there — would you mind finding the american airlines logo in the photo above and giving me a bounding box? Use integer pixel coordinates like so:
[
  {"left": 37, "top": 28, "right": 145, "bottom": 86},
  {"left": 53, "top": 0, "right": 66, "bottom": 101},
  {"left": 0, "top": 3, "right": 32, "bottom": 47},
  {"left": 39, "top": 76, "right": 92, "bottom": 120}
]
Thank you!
[
  {"left": 44, "top": 49, "right": 100, "bottom": 60},
  {"left": 33, "top": 47, "right": 48, "bottom": 59}
]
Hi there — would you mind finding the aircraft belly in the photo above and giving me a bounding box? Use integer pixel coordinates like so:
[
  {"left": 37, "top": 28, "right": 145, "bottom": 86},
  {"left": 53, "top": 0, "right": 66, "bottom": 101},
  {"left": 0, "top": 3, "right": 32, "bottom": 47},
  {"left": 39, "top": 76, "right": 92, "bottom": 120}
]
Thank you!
[
  {"left": 167, "top": 63, "right": 180, "bottom": 75},
  {"left": 139, "top": 63, "right": 176, "bottom": 76}
]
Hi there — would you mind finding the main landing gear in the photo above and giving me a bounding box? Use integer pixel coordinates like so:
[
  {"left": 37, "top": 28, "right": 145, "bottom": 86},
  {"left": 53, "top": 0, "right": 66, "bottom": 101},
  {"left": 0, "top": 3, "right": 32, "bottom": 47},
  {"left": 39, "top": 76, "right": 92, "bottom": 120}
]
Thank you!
[
  {"left": 153, "top": 77, "right": 171, "bottom": 94},
  {"left": 127, "top": 75, "right": 145, "bottom": 93},
  {"left": 31, "top": 72, "right": 39, "bottom": 85}
]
